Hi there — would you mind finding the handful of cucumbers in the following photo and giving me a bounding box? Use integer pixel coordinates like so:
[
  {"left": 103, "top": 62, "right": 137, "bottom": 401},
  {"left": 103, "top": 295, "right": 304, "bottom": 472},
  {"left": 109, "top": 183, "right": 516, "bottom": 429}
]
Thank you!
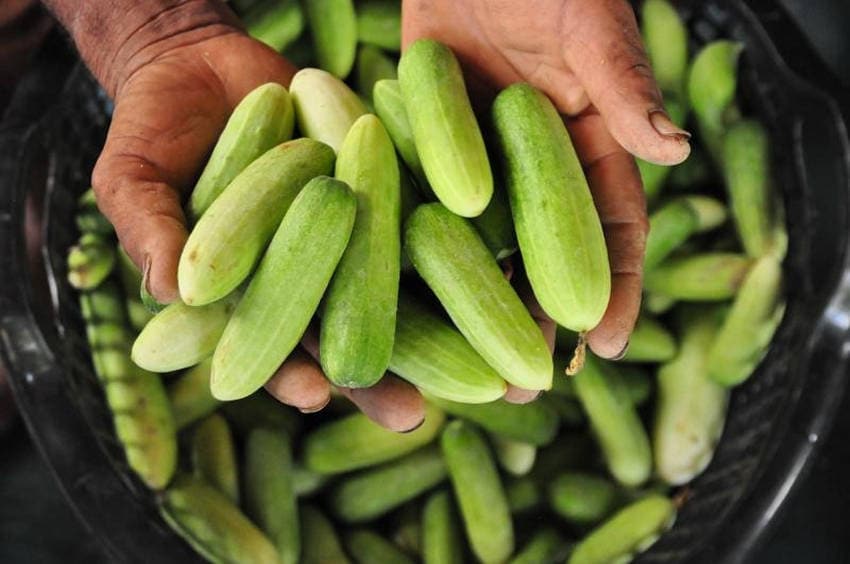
[{"left": 67, "top": 0, "right": 786, "bottom": 562}]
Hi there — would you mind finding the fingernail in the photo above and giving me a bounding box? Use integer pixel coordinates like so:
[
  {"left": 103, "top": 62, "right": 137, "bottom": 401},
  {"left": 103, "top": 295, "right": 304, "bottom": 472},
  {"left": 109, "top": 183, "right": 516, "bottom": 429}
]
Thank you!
[
  {"left": 611, "top": 340, "right": 630, "bottom": 361},
  {"left": 400, "top": 417, "right": 427, "bottom": 434},
  {"left": 299, "top": 396, "right": 330, "bottom": 414},
  {"left": 649, "top": 110, "right": 691, "bottom": 143}
]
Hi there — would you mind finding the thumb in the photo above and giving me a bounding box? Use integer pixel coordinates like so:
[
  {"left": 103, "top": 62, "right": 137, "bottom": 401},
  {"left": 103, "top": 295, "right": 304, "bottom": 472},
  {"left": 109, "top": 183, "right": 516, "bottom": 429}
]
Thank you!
[
  {"left": 563, "top": 0, "right": 690, "bottom": 165},
  {"left": 92, "top": 154, "right": 187, "bottom": 303}
]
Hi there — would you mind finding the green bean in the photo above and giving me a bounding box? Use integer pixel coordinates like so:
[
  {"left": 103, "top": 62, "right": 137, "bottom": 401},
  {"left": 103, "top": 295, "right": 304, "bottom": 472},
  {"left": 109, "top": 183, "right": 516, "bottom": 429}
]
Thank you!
[
  {"left": 300, "top": 504, "right": 352, "bottom": 564},
  {"left": 549, "top": 472, "right": 618, "bottom": 525},
  {"left": 191, "top": 414, "right": 239, "bottom": 504},
  {"left": 422, "top": 490, "right": 464, "bottom": 564},
  {"left": 345, "top": 530, "right": 415, "bottom": 564}
]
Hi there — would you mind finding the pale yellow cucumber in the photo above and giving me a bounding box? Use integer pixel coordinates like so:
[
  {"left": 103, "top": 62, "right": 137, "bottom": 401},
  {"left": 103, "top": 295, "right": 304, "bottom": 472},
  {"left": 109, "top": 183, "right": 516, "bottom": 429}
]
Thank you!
[{"left": 290, "top": 68, "right": 368, "bottom": 152}]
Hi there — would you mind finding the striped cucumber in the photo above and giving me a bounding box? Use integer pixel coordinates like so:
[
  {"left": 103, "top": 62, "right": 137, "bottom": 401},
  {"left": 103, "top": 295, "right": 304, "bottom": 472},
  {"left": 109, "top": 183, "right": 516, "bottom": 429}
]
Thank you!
[
  {"left": 568, "top": 495, "right": 675, "bottom": 564},
  {"left": 428, "top": 396, "right": 559, "bottom": 446},
  {"left": 168, "top": 359, "right": 220, "bottom": 430},
  {"left": 179, "top": 138, "right": 335, "bottom": 306},
  {"left": 722, "top": 119, "right": 778, "bottom": 257},
  {"left": 131, "top": 294, "right": 238, "bottom": 373},
  {"left": 422, "top": 490, "right": 464, "bottom": 564},
  {"left": 356, "top": 0, "right": 401, "bottom": 52},
  {"left": 645, "top": 195, "right": 727, "bottom": 269},
  {"left": 390, "top": 293, "right": 507, "bottom": 403},
  {"left": 492, "top": 83, "right": 610, "bottom": 332},
  {"left": 189, "top": 82, "right": 294, "bottom": 218},
  {"left": 329, "top": 446, "right": 447, "bottom": 523},
  {"left": 243, "top": 0, "right": 304, "bottom": 52},
  {"left": 244, "top": 428, "right": 300, "bottom": 564},
  {"left": 644, "top": 253, "right": 752, "bottom": 301},
  {"left": 345, "top": 530, "right": 415, "bottom": 564},
  {"left": 211, "top": 176, "right": 356, "bottom": 400},
  {"left": 372, "top": 79, "right": 427, "bottom": 188},
  {"left": 191, "top": 414, "right": 240, "bottom": 504},
  {"left": 290, "top": 68, "right": 368, "bottom": 152},
  {"left": 549, "top": 472, "right": 618, "bottom": 525},
  {"left": 572, "top": 355, "right": 652, "bottom": 487},
  {"left": 116, "top": 247, "right": 153, "bottom": 331},
  {"left": 321, "top": 114, "right": 400, "bottom": 388},
  {"left": 303, "top": 403, "right": 445, "bottom": 474},
  {"left": 708, "top": 254, "right": 784, "bottom": 387},
  {"left": 300, "top": 505, "right": 352, "bottom": 564},
  {"left": 655, "top": 306, "right": 729, "bottom": 485},
  {"left": 405, "top": 203, "right": 552, "bottom": 390},
  {"left": 441, "top": 420, "right": 514, "bottom": 564},
  {"left": 160, "top": 474, "right": 281, "bottom": 564},
  {"left": 67, "top": 232, "right": 116, "bottom": 290},
  {"left": 398, "top": 40, "right": 493, "bottom": 216},
  {"left": 621, "top": 314, "right": 677, "bottom": 363},
  {"left": 303, "top": 0, "right": 357, "bottom": 78},
  {"left": 356, "top": 45, "right": 397, "bottom": 103},
  {"left": 688, "top": 40, "right": 743, "bottom": 161}
]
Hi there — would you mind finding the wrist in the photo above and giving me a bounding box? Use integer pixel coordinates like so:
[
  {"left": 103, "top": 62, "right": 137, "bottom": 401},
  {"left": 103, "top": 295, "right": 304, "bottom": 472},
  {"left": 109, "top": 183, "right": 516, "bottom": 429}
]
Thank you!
[{"left": 44, "top": 0, "right": 241, "bottom": 97}]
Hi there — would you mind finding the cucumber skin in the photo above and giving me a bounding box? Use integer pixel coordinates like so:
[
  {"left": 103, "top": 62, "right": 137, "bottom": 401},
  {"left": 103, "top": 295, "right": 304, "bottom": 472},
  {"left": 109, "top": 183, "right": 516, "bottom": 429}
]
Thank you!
[
  {"left": 405, "top": 203, "right": 553, "bottom": 391},
  {"left": 290, "top": 68, "right": 368, "bottom": 152},
  {"left": 398, "top": 40, "right": 494, "bottom": 217},
  {"left": 210, "top": 176, "right": 356, "bottom": 401},
  {"left": 321, "top": 115, "right": 401, "bottom": 388},
  {"left": 303, "top": 0, "right": 358, "bottom": 78},
  {"left": 492, "top": 83, "right": 611, "bottom": 331}
]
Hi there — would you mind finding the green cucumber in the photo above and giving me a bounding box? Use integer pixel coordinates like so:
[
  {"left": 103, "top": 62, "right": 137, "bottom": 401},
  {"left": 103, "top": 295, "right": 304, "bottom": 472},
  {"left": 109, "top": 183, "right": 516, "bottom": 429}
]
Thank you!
[
  {"left": 473, "top": 185, "right": 518, "bottom": 260},
  {"left": 549, "top": 472, "right": 618, "bottom": 525},
  {"left": 220, "top": 392, "right": 301, "bottom": 438},
  {"left": 244, "top": 428, "right": 300, "bottom": 564},
  {"left": 303, "top": 403, "right": 445, "bottom": 474},
  {"left": 356, "top": 0, "right": 401, "bottom": 52},
  {"left": 491, "top": 434, "right": 537, "bottom": 476},
  {"left": 655, "top": 306, "right": 729, "bottom": 485},
  {"left": 189, "top": 82, "right": 294, "bottom": 218},
  {"left": 179, "top": 138, "right": 335, "bottom": 306},
  {"left": 210, "top": 176, "right": 356, "bottom": 400},
  {"left": 290, "top": 68, "right": 368, "bottom": 152},
  {"left": 390, "top": 293, "right": 507, "bottom": 403},
  {"left": 509, "top": 529, "right": 566, "bottom": 564},
  {"left": 372, "top": 79, "right": 428, "bottom": 188},
  {"left": 243, "top": 0, "right": 304, "bottom": 52},
  {"left": 168, "top": 359, "right": 220, "bottom": 430},
  {"left": 321, "top": 114, "right": 400, "bottom": 388},
  {"left": 398, "top": 40, "right": 493, "bottom": 216},
  {"left": 428, "top": 396, "right": 559, "bottom": 446},
  {"left": 303, "top": 0, "right": 357, "bottom": 78},
  {"left": 645, "top": 195, "right": 727, "bottom": 270},
  {"left": 506, "top": 478, "right": 542, "bottom": 514},
  {"left": 329, "top": 446, "right": 447, "bottom": 523},
  {"left": 422, "top": 490, "right": 464, "bottom": 564},
  {"left": 688, "top": 40, "right": 743, "bottom": 161},
  {"left": 345, "top": 530, "right": 415, "bottom": 564},
  {"left": 492, "top": 82, "right": 610, "bottom": 332},
  {"left": 76, "top": 188, "right": 113, "bottom": 235},
  {"left": 356, "top": 45, "right": 397, "bottom": 103},
  {"left": 300, "top": 505, "right": 352, "bottom": 564},
  {"left": 67, "top": 232, "right": 116, "bottom": 290},
  {"left": 568, "top": 495, "right": 675, "bottom": 564},
  {"left": 644, "top": 253, "right": 752, "bottom": 301},
  {"left": 641, "top": 0, "right": 688, "bottom": 97},
  {"left": 191, "top": 414, "right": 240, "bottom": 504},
  {"left": 131, "top": 294, "right": 237, "bottom": 373},
  {"left": 621, "top": 314, "right": 677, "bottom": 363},
  {"left": 405, "top": 203, "right": 552, "bottom": 390},
  {"left": 160, "top": 474, "right": 281, "bottom": 564},
  {"left": 441, "top": 420, "right": 514, "bottom": 564}
]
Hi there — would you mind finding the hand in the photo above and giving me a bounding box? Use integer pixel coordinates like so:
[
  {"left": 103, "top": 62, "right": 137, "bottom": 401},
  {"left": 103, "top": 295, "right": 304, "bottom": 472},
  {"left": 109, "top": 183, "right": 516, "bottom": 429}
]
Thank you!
[{"left": 403, "top": 0, "right": 691, "bottom": 358}]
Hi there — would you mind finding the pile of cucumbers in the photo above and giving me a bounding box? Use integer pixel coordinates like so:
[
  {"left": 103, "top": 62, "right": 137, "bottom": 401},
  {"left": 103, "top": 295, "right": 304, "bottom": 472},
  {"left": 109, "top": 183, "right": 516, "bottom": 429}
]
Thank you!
[{"left": 64, "top": 0, "right": 787, "bottom": 562}]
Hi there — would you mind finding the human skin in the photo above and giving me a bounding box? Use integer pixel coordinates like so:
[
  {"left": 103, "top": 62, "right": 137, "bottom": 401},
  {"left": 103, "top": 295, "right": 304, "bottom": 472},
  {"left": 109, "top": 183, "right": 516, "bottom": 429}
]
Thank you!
[{"left": 40, "top": 0, "right": 689, "bottom": 422}]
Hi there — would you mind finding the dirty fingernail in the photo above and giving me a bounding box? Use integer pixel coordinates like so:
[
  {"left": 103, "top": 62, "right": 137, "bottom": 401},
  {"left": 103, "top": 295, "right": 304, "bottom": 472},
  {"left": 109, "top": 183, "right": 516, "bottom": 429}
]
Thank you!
[
  {"left": 611, "top": 340, "right": 630, "bottom": 361},
  {"left": 649, "top": 110, "right": 691, "bottom": 142}
]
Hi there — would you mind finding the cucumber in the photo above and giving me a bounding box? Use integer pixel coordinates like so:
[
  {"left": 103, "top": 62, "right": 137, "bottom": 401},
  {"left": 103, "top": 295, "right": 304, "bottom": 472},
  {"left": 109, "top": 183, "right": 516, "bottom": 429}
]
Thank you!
[
  {"left": 210, "top": 176, "right": 356, "bottom": 400},
  {"left": 189, "top": 82, "right": 295, "bottom": 218},
  {"left": 303, "top": 403, "right": 445, "bottom": 474},
  {"left": 549, "top": 472, "right": 618, "bottom": 525},
  {"left": 345, "top": 530, "right": 415, "bottom": 564},
  {"left": 572, "top": 355, "right": 652, "bottom": 487},
  {"left": 492, "top": 83, "right": 610, "bottom": 332},
  {"left": 644, "top": 195, "right": 727, "bottom": 270},
  {"left": 243, "top": 0, "right": 304, "bottom": 52},
  {"left": 688, "top": 40, "right": 743, "bottom": 161},
  {"left": 568, "top": 495, "right": 675, "bottom": 564},
  {"left": 509, "top": 529, "right": 565, "bottom": 564},
  {"left": 621, "top": 314, "right": 677, "bottom": 363},
  {"left": 168, "top": 359, "right": 220, "bottom": 429},
  {"left": 300, "top": 505, "right": 352, "bottom": 564},
  {"left": 191, "top": 414, "right": 240, "bottom": 504},
  {"left": 405, "top": 203, "right": 552, "bottom": 390},
  {"left": 356, "top": 45, "right": 397, "bottom": 102},
  {"left": 428, "top": 396, "right": 559, "bottom": 446},
  {"left": 356, "top": 0, "right": 401, "bottom": 52},
  {"left": 722, "top": 120, "right": 778, "bottom": 258},
  {"left": 244, "top": 428, "right": 300, "bottom": 564},
  {"left": 506, "top": 478, "right": 542, "bottom": 514},
  {"left": 67, "top": 232, "right": 116, "bottom": 290},
  {"left": 644, "top": 253, "right": 752, "bottom": 301},
  {"left": 160, "top": 474, "right": 281, "bottom": 564},
  {"left": 329, "top": 446, "right": 447, "bottom": 523},
  {"left": 321, "top": 115, "right": 400, "bottom": 388},
  {"left": 473, "top": 184, "right": 518, "bottom": 260},
  {"left": 372, "top": 79, "right": 428, "bottom": 188},
  {"left": 398, "top": 40, "right": 493, "bottom": 217},
  {"left": 220, "top": 392, "right": 301, "bottom": 438},
  {"left": 708, "top": 254, "right": 784, "bottom": 387},
  {"left": 131, "top": 294, "right": 238, "bottom": 373},
  {"left": 491, "top": 435, "right": 537, "bottom": 476},
  {"left": 303, "top": 0, "right": 357, "bottom": 78},
  {"left": 76, "top": 188, "right": 113, "bottom": 235},
  {"left": 179, "top": 138, "right": 335, "bottom": 306},
  {"left": 441, "top": 420, "right": 514, "bottom": 564},
  {"left": 655, "top": 306, "right": 729, "bottom": 485},
  {"left": 290, "top": 68, "right": 368, "bottom": 152},
  {"left": 389, "top": 293, "right": 507, "bottom": 403},
  {"left": 641, "top": 0, "right": 688, "bottom": 97},
  {"left": 422, "top": 490, "right": 464, "bottom": 564}
]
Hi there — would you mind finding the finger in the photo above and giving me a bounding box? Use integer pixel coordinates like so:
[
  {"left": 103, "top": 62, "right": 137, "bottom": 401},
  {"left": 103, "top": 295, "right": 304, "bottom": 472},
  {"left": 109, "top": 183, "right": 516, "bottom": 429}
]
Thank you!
[
  {"left": 561, "top": 0, "right": 689, "bottom": 164},
  {"left": 338, "top": 376, "right": 426, "bottom": 433},
  {"left": 264, "top": 349, "right": 331, "bottom": 413},
  {"left": 567, "top": 109, "right": 647, "bottom": 359},
  {"left": 503, "top": 385, "right": 541, "bottom": 404}
]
